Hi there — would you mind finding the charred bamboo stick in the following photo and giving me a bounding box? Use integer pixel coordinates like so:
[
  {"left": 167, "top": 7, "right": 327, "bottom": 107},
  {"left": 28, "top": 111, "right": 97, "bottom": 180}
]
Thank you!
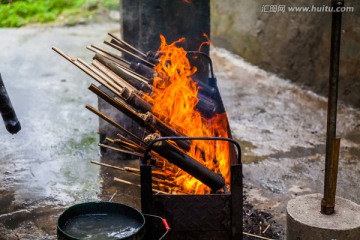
[
  {"left": 92, "top": 58, "right": 137, "bottom": 92},
  {"left": 122, "top": 91, "right": 152, "bottom": 113},
  {"left": 88, "top": 84, "right": 146, "bottom": 126},
  {"left": 113, "top": 139, "right": 146, "bottom": 152},
  {"left": 110, "top": 38, "right": 159, "bottom": 67},
  {"left": 144, "top": 134, "right": 225, "bottom": 191},
  {"left": 94, "top": 53, "right": 150, "bottom": 83},
  {"left": 104, "top": 40, "right": 155, "bottom": 67},
  {"left": 91, "top": 160, "right": 140, "bottom": 175},
  {"left": 94, "top": 53, "right": 152, "bottom": 93},
  {"left": 91, "top": 48, "right": 219, "bottom": 119},
  {"left": 85, "top": 104, "right": 144, "bottom": 144},
  {"left": 113, "top": 177, "right": 168, "bottom": 195},
  {"left": 88, "top": 84, "right": 191, "bottom": 151},
  {"left": 116, "top": 133, "right": 146, "bottom": 149},
  {"left": 105, "top": 137, "right": 115, "bottom": 143},
  {"left": 52, "top": 47, "right": 124, "bottom": 99},
  {"left": 91, "top": 161, "right": 176, "bottom": 191},
  {"left": 114, "top": 60, "right": 151, "bottom": 83},
  {"left": 151, "top": 178, "right": 177, "bottom": 188},
  {"left": 77, "top": 58, "right": 125, "bottom": 94},
  {"left": 108, "top": 33, "right": 147, "bottom": 58},
  {"left": 143, "top": 113, "right": 191, "bottom": 151},
  {"left": 106, "top": 137, "right": 146, "bottom": 154},
  {"left": 89, "top": 61, "right": 152, "bottom": 114},
  {"left": 130, "top": 62, "right": 156, "bottom": 80},
  {"left": 98, "top": 143, "right": 144, "bottom": 157},
  {"left": 77, "top": 59, "right": 124, "bottom": 94},
  {"left": 88, "top": 44, "right": 131, "bottom": 66}
]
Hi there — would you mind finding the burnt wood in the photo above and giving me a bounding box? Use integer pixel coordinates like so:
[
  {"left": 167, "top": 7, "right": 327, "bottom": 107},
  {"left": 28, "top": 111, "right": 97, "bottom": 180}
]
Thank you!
[{"left": 148, "top": 140, "right": 226, "bottom": 191}]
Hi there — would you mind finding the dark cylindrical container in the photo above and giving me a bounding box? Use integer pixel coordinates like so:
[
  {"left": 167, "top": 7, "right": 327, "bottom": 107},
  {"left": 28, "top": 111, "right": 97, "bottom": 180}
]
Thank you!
[{"left": 57, "top": 202, "right": 145, "bottom": 240}]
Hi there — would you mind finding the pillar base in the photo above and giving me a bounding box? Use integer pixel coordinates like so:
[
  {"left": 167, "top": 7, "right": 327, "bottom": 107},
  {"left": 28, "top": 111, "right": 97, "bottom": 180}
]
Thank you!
[{"left": 287, "top": 193, "right": 360, "bottom": 240}]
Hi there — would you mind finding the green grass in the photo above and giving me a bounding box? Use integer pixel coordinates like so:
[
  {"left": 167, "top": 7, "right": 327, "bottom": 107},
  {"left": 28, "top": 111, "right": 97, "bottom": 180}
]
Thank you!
[{"left": 0, "top": 0, "right": 119, "bottom": 27}]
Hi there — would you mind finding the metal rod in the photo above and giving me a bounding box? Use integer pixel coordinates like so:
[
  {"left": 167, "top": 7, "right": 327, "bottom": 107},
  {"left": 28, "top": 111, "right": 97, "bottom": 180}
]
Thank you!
[
  {"left": 0, "top": 74, "right": 21, "bottom": 134},
  {"left": 321, "top": 0, "right": 344, "bottom": 215}
]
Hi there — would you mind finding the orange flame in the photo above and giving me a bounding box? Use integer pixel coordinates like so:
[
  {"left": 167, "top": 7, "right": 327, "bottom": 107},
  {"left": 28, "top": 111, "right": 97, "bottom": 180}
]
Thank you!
[
  {"left": 198, "top": 33, "right": 211, "bottom": 52},
  {"left": 151, "top": 35, "right": 230, "bottom": 194}
]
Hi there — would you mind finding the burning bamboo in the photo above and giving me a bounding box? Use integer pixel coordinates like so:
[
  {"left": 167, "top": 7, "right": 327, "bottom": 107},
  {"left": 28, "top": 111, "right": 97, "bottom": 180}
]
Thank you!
[
  {"left": 53, "top": 33, "right": 235, "bottom": 196},
  {"left": 94, "top": 53, "right": 152, "bottom": 93},
  {"left": 92, "top": 59, "right": 137, "bottom": 92},
  {"left": 88, "top": 83, "right": 192, "bottom": 151},
  {"left": 91, "top": 161, "right": 179, "bottom": 192},
  {"left": 97, "top": 56, "right": 151, "bottom": 84},
  {"left": 144, "top": 133, "right": 225, "bottom": 192}
]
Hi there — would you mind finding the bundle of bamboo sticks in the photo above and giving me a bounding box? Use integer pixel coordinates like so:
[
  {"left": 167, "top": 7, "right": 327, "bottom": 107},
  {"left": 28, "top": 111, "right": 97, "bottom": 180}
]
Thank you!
[{"left": 52, "top": 33, "right": 226, "bottom": 194}]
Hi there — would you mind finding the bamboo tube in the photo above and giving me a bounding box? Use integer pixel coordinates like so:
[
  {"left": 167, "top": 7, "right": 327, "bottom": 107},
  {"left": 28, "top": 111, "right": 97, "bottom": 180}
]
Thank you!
[
  {"left": 113, "top": 139, "right": 145, "bottom": 152},
  {"left": 88, "top": 85, "right": 190, "bottom": 152},
  {"left": 116, "top": 133, "right": 147, "bottom": 149},
  {"left": 104, "top": 40, "right": 155, "bottom": 67},
  {"left": 105, "top": 137, "right": 115, "bottom": 143},
  {"left": 98, "top": 143, "right": 144, "bottom": 157},
  {"left": 88, "top": 44, "right": 131, "bottom": 66},
  {"left": 108, "top": 33, "right": 147, "bottom": 58},
  {"left": 91, "top": 160, "right": 140, "bottom": 175},
  {"left": 52, "top": 47, "right": 124, "bottom": 100},
  {"left": 85, "top": 104, "right": 144, "bottom": 144},
  {"left": 144, "top": 133, "right": 225, "bottom": 191},
  {"left": 116, "top": 63, "right": 151, "bottom": 84},
  {"left": 88, "top": 84, "right": 146, "bottom": 126},
  {"left": 113, "top": 177, "right": 168, "bottom": 195},
  {"left": 92, "top": 58, "right": 137, "bottom": 92},
  {"left": 77, "top": 58, "right": 124, "bottom": 95},
  {"left": 93, "top": 52, "right": 151, "bottom": 83},
  {"left": 94, "top": 53, "right": 152, "bottom": 93}
]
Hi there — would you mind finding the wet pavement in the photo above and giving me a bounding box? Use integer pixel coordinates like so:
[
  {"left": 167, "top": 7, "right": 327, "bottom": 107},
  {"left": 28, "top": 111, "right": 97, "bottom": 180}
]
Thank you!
[
  {"left": 0, "top": 23, "right": 359, "bottom": 239},
  {"left": 212, "top": 48, "right": 360, "bottom": 238},
  {"left": 0, "top": 23, "right": 121, "bottom": 239}
]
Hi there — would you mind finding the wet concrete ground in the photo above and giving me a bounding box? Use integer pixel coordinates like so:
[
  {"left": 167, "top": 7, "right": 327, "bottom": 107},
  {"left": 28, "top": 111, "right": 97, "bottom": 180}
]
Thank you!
[
  {"left": 212, "top": 48, "right": 360, "bottom": 238},
  {"left": 0, "top": 23, "right": 359, "bottom": 239},
  {"left": 0, "top": 23, "right": 120, "bottom": 239}
]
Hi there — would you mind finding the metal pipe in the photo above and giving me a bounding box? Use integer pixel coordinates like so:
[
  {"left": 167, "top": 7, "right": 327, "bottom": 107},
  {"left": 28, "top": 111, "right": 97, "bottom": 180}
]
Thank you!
[
  {"left": 0, "top": 74, "right": 21, "bottom": 134},
  {"left": 321, "top": 0, "right": 344, "bottom": 215}
]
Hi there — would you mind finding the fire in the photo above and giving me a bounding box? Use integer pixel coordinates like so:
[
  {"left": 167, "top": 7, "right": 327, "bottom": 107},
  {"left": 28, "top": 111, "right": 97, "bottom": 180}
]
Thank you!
[
  {"left": 198, "top": 33, "right": 211, "bottom": 52},
  {"left": 150, "top": 35, "right": 230, "bottom": 194}
]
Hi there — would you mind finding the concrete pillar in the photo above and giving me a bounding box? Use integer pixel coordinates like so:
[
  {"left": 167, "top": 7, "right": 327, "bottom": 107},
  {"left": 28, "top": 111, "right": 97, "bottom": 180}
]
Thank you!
[{"left": 287, "top": 193, "right": 360, "bottom": 240}]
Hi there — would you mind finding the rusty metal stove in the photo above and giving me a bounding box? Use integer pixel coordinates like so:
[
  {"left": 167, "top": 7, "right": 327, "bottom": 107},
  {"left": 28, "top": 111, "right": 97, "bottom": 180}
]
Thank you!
[{"left": 140, "top": 137, "right": 243, "bottom": 240}]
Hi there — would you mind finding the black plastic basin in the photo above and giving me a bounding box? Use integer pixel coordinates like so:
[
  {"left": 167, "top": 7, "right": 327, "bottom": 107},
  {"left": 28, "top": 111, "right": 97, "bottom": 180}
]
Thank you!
[{"left": 57, "top": 202, "right": 145, "bottom": 240}]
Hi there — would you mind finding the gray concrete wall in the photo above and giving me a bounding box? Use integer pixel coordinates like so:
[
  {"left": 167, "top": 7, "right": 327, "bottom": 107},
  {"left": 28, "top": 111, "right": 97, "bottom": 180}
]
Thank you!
[{"left": 211, "top": 0, "right": 360, "bottom": 108}]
